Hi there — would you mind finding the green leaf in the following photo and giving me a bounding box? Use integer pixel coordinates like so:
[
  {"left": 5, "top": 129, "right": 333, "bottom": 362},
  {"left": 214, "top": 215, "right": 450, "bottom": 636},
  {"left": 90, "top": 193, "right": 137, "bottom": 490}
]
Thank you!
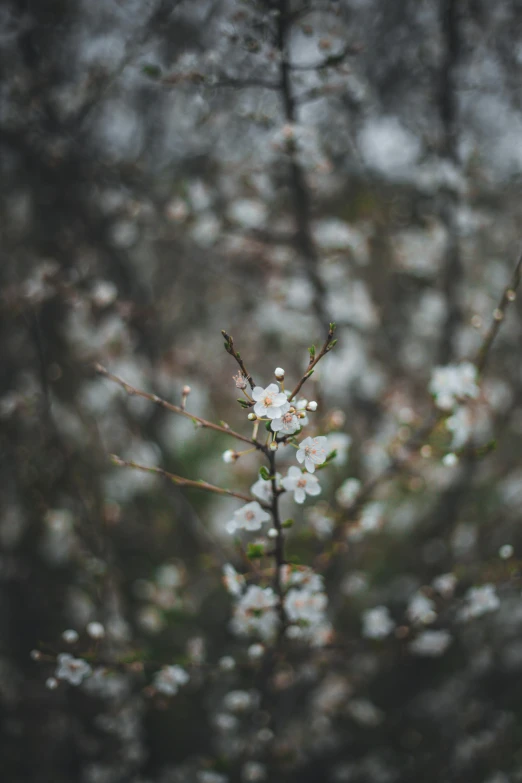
[
  {"left": 142, "top": 64, "right": 162, "bottom": 78},
  {"left": 259, "top": 466, "right": 270, "bottom": 480},
  {"left": 309, "top": 344, "right": 316, "bottom": 357},
  {"left": 236, "top": 398, "right": 250, "bottom": 408},
  {"left": 282, "top": 518, "right": 294, "bottom": 529},
  {"left": 247, "top": 543, "right": 265, "bottom": 559}
]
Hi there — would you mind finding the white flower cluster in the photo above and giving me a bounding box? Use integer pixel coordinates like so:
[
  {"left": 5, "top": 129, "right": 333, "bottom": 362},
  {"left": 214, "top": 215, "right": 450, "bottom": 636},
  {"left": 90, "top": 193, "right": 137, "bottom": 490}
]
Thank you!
[
  {"left": 281, "top": 566, "right": 332, "bottom": 646},
  {"left": 153, "top": 664, "right": 190, "bottom": 696},
  {"left": 362, "top": 606, "right": 395, "bottom": 640},
  {"left": 55, "top": 653, "right": 92, "bottom": 686},
  {"left": 429, "top": 362, "right": 479, "bottom": 411},
  {"left": 230, "top": 585, "right": 279, "bottom": 641},
  {"left": 458, "top": 583, "right": 500, "bottom": 621}
]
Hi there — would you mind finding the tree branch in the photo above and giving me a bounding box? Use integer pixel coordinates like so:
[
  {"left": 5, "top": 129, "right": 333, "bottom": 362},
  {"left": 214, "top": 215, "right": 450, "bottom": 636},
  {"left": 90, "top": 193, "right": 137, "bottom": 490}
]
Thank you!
[
  {"left": 94, "top": 363, "right": 262, "bottom": 450},
  {"left": 110, "top": 455, "right": 257, "bottom": 504}
]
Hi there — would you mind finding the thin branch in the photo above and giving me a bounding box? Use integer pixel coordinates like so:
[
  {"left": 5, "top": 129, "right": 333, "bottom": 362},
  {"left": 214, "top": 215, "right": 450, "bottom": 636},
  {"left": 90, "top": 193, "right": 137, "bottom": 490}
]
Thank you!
[
  {"left": 288, "top": 323, "right": 337, "bottom": 401},
  {"left": 94, "top": 363, "right": 262, "bottom": 450},
  {"left": 222, "top": 330, "right": 257, "bottom": 390},
  {"left": 110, "top": 455, "right": 256, "bottom": 504},
  {"left": 476, "top": 246, "right": 522, "bottom": 372}
]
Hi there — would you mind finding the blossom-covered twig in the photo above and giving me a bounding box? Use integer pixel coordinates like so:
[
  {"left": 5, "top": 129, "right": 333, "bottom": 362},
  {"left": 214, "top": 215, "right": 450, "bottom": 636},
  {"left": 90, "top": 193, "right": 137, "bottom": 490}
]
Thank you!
[
  {"left": 94, "top": 363, "right": 261, "bottom": 449},
  {"left": 288, "top": 322, "right": 337, "bottom": 401},
  {"left": 221, "top": 330, "right": 257, "bottom": 390},
  {"left": 109, "top": 455, "right": 257, "bottom": 504}
]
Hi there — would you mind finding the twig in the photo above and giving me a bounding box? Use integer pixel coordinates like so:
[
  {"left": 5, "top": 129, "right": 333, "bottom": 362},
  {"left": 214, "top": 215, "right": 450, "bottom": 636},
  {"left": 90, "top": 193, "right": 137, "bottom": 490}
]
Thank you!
[
  {"left": 95, "top": 363, "right": 262, "bottom": 450},
  {"left": 476, "top": 246, "right": 522, "bottom": 372},
  {"left": 288, "top": 323, "right": 337, "bottom": 401},
  {"left": 110, "top": 455, "right": 257, "bottom": 505},
  {"left": 221, "top": 330, "right": 257, "bottom": 390}
]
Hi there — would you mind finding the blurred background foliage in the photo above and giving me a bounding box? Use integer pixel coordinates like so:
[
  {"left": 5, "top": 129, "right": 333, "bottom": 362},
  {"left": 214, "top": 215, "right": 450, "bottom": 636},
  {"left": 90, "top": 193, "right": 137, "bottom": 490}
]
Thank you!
[{"left": 2, "top": 1, "right": 522, "bottom": 782}]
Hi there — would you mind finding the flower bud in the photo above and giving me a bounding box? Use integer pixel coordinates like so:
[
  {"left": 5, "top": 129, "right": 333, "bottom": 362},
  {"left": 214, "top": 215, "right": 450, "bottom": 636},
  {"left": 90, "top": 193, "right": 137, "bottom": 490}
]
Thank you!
[
  {"left": 247, "top": 412, "right": 257, "bottom": 421},
  {"left": 274, "top": 367, "right": 285, "bottom": 380},
  {"left": 62, "top": 629, "right": 79, "bottom": 644},
  {"left": 306, "top": 401, "right": 318, "bottom": 412},
  {"left": 222, "top": 450, "right": 237, "bottom": 464},
  {"left": 269, "top": 441, "right": 278, "bottom": 451},
  {"left": 87, "top": 622, "right": 105, "bottom": 640},
  {"left": 267, "top": 528, "right": 278, "bottom": 538},
  {"left": 182, "top": 385, "right": 191, "bottom": 396}
]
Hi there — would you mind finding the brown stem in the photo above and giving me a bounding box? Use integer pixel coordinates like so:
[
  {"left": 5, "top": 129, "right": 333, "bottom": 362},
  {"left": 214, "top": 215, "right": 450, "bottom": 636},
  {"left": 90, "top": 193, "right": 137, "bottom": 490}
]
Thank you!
[
  {"left": 110, "top": 455, "right": 258, "bottom": 505},
  {"left": 94, "top": 363, "right": 263, "bottom": 450},
  {"left": 476, "top": 246, "right": 522, "bottom": 373},
  {"left": 288, "top": 323, "right": 336, "bottom": 401},
  {"left": 268, "top": 449, "right": 287, "bottom": 633},
  {"left": 221, "top": 330, "right": 257, "bottom": 391}
]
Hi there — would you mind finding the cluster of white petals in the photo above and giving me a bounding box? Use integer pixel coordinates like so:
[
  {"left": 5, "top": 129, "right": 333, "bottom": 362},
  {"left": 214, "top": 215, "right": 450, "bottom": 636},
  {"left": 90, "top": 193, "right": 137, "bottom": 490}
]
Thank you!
[
  {"left": 429, "top": 362, "right": 479, "bottom": 411},
  {"left": 223, "top": 564, "right": 245, "bottom": 597},
  {"left": 282, "top": 466, "right": 321, "bottom": 504},
  {"left": 458, "top": 583, "right": 500, "bottom": 621},
  {"left": 226, "top": 501, "right": 270, "bottom": 535},
  {"left": 362, "top": 606, "right": 395, "bottom": 640},
  {"left": 281, "top": 566, "right": 331, "bottom": 646},
  {"left": 270, "top": 408, "right": 300, "bottom": 435},
  {"left": 55, "top": 653, "right": 92, "bottom": 686},
  {"left": 250, "top": 474, "right": 281, "bottom": 504},
  {"left": 409, "top": 630, "right": 452, "bottom": 657},
  {"left": 296, "top": 436, "right": 328, "bottom": 473},
  {"left": 406, "top": 592, "right": 437, "bottom": 625},
  {"left": 153, "top": 665, "right": 190, "bottom": 696},
  {"left": 252, "top": 384, "right": 288, "bottom": 419},
  {"left": 230, "top": 585, "right": 279, "bottom": 641}
]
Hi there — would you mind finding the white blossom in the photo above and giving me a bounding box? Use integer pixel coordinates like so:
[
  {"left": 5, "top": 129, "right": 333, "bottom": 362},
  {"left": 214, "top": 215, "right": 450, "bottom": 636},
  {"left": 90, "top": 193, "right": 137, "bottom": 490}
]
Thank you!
[
  {"left": 252, "top": 384, "right": 288, "bottom": 419},
  {"left": 362, "top": 606, "right": 395, "bottom": 639},
  {"left": 280, "top": 565, "right": 324, "bottom": 593},
  {"left": 407, "top": 592, "right": 437, "bottom": 625},
  {"left": 250, "top": 474, "right": 280, "bottom": 504},
  {"left": 284, "top": 588, "right": 327, "bottom": 626},
  {"left": 223, "top": 689, "right": 258, "bottom": 713},
  {"left": 281, "top": 466, "right": 321, "bottom": 504},
  {"left": 86, "top": 621, "right": 105, "bottom": 639},
  {"left": 230, "top": 585, "right": 279, "bottom": 641},
  {"left": 446, "top": 405, "right": 473, "bottom": 448},
  {"left": 409, "top": 630, "right": 452, "bottom": 657},
  {"left": 459, "top": 584, "right": 500, "bottom": 621},
  {"left": 432, "top": 573, "right": 457, "bottom": 598},
  {"left": 55, "top": 653, "right": 92, "bottom": 686},
  {"left": 429, "top": 362, "right": 479, "bottom": 410},
  {"left": 270, "top": 408, "right": 300, "bottom": 435},
  {"left": 499, "top": 544, "right": 514, "bottom": 559},
  {"left": 223, "top": 564, "right": 245, "bottom": 597},
  {"left": 226, "top": 501, "right": 270, "bottom": 535},
  {"left": 153, "top": 665, "right": 189, "bottom": 696},
  {"left": 218, "top": 656, "right": 236, "bottom": 671},
  {"left": 296, "top": 436, "right": 328, "bottom": 473}
]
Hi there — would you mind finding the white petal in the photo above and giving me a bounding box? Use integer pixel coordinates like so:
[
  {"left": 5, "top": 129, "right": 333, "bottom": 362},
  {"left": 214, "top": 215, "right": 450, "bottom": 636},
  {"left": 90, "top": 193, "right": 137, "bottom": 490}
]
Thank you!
[
  {"left": 305, "top": 457, "right": 315, "bottom": 473},
  {"left": 294, "top": 488, "right": 306, "bottom": 504},
  {"left": 307, "top": 481, "right": 321, "bottom": 496},
  {"left": 296, "top": 450, "right": 305, "bottom": 464},
  {"left": 270, "top": 418, "right": 283, "bottom": 432}
]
